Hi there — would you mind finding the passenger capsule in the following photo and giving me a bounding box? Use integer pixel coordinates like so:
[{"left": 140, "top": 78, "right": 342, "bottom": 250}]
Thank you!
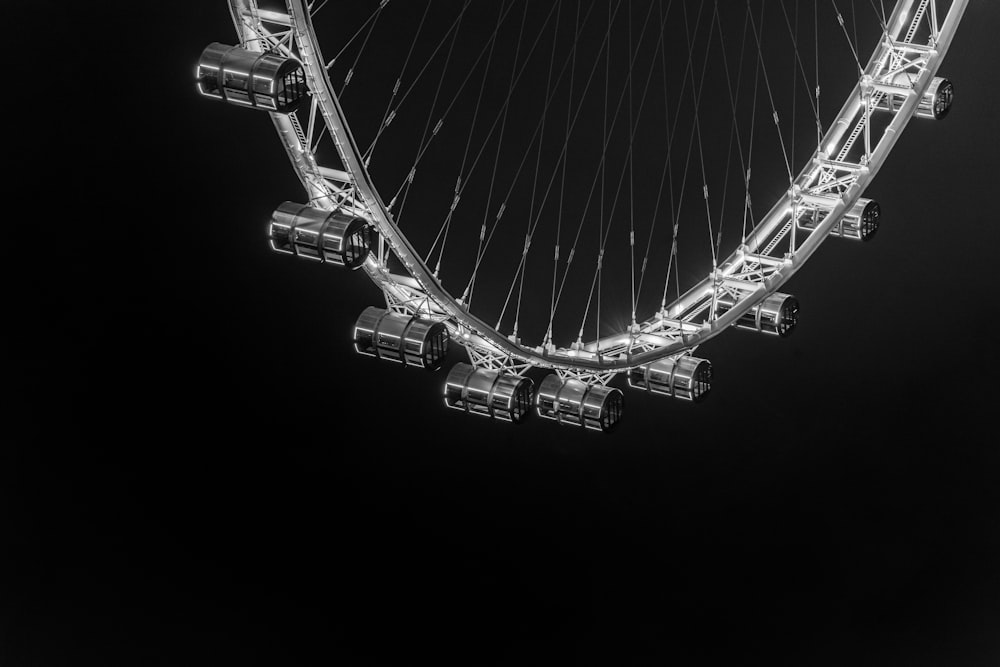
[
  {"left": 535, "top": 375, "right": 623, "bottom": 432},
  {"left": 919, "top": 77, "right": 954, "bottom": 120},
  {"left": 874, "top": 75, "right": 953, "bottom": 120},
  {"left": 628, "top": 355, "right": 712, "bottom": 402},
  {"left": 353, "top": 307, "right": 449, "bottom": 370},
  {"left": 719, "top": 292, "right": 799, "bottom": 337},
  {"left": 798, "top": 197, "right": 881, "bottom": 242},
  {"left": 269, "top": 202, "right": 372, "bottom": 269},
  {"left": 444, "top": 363, "right": 533, "bottom": 423},
  {"left": 197, "top": 42, "right": 307, "bottom": 113}
]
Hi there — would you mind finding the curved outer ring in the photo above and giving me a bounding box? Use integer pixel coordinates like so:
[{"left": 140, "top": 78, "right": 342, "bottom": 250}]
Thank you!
[{"left": 233, "top": 0, "right": 966, "bottom": 373}]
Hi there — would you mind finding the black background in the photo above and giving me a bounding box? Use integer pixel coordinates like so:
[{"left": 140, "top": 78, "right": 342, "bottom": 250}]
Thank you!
[{"left": 5, "top": 1, "right": 999, "bottom": 665}]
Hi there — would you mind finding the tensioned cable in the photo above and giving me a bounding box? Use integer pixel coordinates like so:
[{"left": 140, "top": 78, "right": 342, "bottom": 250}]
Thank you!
[
  {"left": 634, "top": 0, "right": 677, "bottom": 317},
  {"left": 473, "top": 0, "right": 624, "bottom": 340},
  {"left": 309, "top": 0, "right": 331, "bottom": 17},
  {"left": 578, "top": 1, "right": 692, "bottom": 345},
  {"left": 391, "top": 0, "right": 470, "bottom": 227},
  {"left": 830, "top": 0, "right": 864, "bottom": 75},
  {"left": 658, "top": 2, "right": 713, "bottom": 311},
  {"left": 322, "top": 1, "right": 389, "bottom": 68},
  {"left": 429, "top": 2, "right": 506, "bottom": 277},
  {"left": 429, "top": 1, "right": 597, "bottom": 290},
  {"left": 380, "top": 7, "right": 480, "bottom": 132},
  {"left": 684, "top": 0, "right": 721, "bottom": 272},
  {"left": 815, "top": 0, "right": 822, "bottom": 151},
  {"left": 747, "top": 1, "right": 795, "bottom": 185},
  {"left": 543, "top": 0, "right": 651, "bottom": 341},
  {"left": 547, "top": 1, "right": 582, "bottom": 347},
  {"left": 502, "top": 0, "right": 658, "bottom": 338},
  {"left": 382, "top": 1, "right": 530, "bottom": 215},
  {"left": 742, "top": 3, "right": 763, "bottom": 248},
  {"left": 337, "top": 1, "right": 386, "bottom": 97},
  {"left": 596, "top": 0, "right": 613, "bottom": 349},
  {"left": 465, "top": 1, "right": 613, "bottom": 308},
  {"left": 712, "top": 1, "right": 753, "bottom": 261},
  {"left": 465, "top": 2, "right": 531, "bottom": 308},
  {"left": 495, "top": 1, "right": 563, "bottom": 330},
  {"left": 851, "top": 0, "right": 860, "bottom": 61},
  {"left": 790, "top": 3, "right": 799, "bottom": 180},
  {"left": 778, "top": 0, "right": 824, "bottom": 157},
  {"left": 868, "top": 0, "right": 888, "bottom": 31},
  {"left": 507, "top": 1, "right": 563, "bottom": 337},
  {"left": 628, "top": 0, "right": 637, "bottom": 325},
  {"left": 362, "top": 1, "right": 433, "bottom": 163}
]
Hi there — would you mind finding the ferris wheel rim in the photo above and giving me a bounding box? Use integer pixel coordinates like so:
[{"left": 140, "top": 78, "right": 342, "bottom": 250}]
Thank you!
[{"left": 236, "top": 0, "right": 967, "bottom": 374}]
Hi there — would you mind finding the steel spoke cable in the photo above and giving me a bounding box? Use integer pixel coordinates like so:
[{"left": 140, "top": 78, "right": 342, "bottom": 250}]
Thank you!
[
  {"left": 657, "top": 1, "right": 713, "bottom": 310},
  {"left": 363, "top": 1, "right": 433, "bottom": 163},
  {"left": 309, "top": 0, "right": 331, "bottom": 17},
  {"left": 815, "top": 0, "right": 822, "bottom": 151},
  {"left": 748, "top": 1, "right": 794, "bottom": 185},
  {"left": 333, "top": 2, "right": 388, "bottom": 98},
  {"left": 830, "top": 0, "right": 864, "bottom": 75},
  {"left": 503, "top": 0, "right": 658, "bottom": 338},
  {"left": 742, "top": 3, "right": 764, "bottom": 247},
  {"left": 433, "top": 0, "right": 597, "bottom": 294},
  {"left": 421, "top": 0, "right": 523, "bottom": 263},
  {"left": 548, "top": 0, "right": 582, "bottom": 347},
  {"left": 544, "top": 0, "right": 652, "bottom": 338},
  {"left": 465, "top": 1, "right": 531, "bottom": 308},
  {"left": 684, "top": 0, "right": 721, "bottom": 271},
  {"left": 868, "top": 0, "right": 888, "bottom": 31},
  {"left": 337, "top": 8, "right": 383, "bottom": 97},
  {"left": 324, "top": 0, "right": 390, "bottom": 69},
  {"left": 628, "top": 0, "right": 637, "bottom": 325},
  {"left": 412, "top": 0, "right": 562, "bottom": 232},
  {"left": 381, "top": 6, "right": 479, "bottom": 128},
  {"left": 392, "top": 0, "right": 469, "bottom": 227},
  {"left": 596, "top": 0, "right": 613, "bottom": 349},
  {"left": 466, "top": 1, "right": 615, "bottom": 309},
  {"left": 505, "top": 0, "right": 563, "bottom": 337},
  {"left": 543, "top": 0, "right": 651, "bottom": 341},
  {"left": 791, "top": 2, "right": 799, "bottom": 177},
  {"left": 635, "top": 0, "right": 677, "bottom": 317},
  {"left": 383, "top": 0, "right": 532, "bottom": 216},
  {"left": 581, "top": 1, "right": 701, "bottom": 344},
  {"left": 778, "top": 0, "right": 824, "bottom": 149},
  {"left": 429, "top": 1, "right": 506, "bottom": 277},
  {"left": 712, "top": 1, "right": 753, "bottom": 261},
  {"left": 852, "top": 0, "right": 860, "bottom": 60}
]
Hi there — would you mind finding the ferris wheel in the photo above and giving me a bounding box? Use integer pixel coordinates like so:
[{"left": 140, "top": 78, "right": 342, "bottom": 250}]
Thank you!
[{"left": 196, "top": 0, "right": 967, "bottom": 431}]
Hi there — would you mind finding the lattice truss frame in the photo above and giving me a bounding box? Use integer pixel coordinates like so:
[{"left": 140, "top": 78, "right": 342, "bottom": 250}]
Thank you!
[{"left": 222, "top": 0, "right": 966, "bottom": 387}]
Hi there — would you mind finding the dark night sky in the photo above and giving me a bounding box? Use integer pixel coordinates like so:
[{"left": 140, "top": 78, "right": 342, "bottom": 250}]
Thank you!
[{"left": 5, "top": 1, "right": 1000, "bottom": 665}]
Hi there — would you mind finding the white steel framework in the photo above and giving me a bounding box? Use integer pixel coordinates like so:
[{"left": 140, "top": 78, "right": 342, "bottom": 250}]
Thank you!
[{"left": 218, "top": 0, "right": 967, "bottom": 383}]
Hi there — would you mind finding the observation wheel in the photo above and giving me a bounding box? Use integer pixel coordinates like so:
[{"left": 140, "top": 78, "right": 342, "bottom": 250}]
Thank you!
[{"left": 197, "top": 0, "right": 968, "bottom": 431}]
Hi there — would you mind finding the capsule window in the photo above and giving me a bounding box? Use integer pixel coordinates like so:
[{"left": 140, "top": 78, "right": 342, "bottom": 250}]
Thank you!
[
  {"left": 425, "top": 326, "right": 449, "bottom": 367},
  {"left": 602, "top": 392, "right": 623, "bottom": 430},
  {"left": 513, "top": 381, "right": 532, "bottom": 421},
  {"left": 694, "top": 362, "right": 711, "bottom": 399},
  {"left": 343, "top": 227, "right": 369, "bottom": 267},
  {"left": 278, "top": 67, "right": 306, "bottom": 108},
  {"left": 222, "top": 68, "right": 250, "bottom": 105}
]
